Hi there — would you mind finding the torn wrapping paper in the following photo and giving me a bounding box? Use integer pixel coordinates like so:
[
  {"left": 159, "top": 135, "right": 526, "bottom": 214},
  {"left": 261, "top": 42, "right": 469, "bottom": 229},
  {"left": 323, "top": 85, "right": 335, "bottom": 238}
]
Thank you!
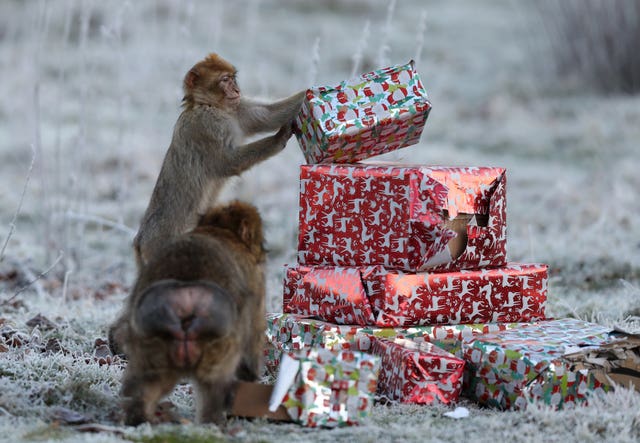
[
  {"left": 297, "top": 163, "right": 506, "bottom": 272},
  {"left": 283, "top": 263, "right": 547, "bottom": 327},
  {"left": 282, "top": 266, "right": 377, "bottom": 326},
  {"left": 264, "top": 313, "right": 522, "bottom": 376},
  {"left": 365, "top": 335, "right": 465, "bottom": 404},
  {"left": 270, "top": 347, "right": 380, "bottom": 428},
  {"left": 562, "top": 331, "right": 640, "bottom": 392},
  {"left": 293, "top": 61, "right": 432, "bottom": 164},
  {"left": 459, "top": 318, "right": 637, "bottom": 410}
]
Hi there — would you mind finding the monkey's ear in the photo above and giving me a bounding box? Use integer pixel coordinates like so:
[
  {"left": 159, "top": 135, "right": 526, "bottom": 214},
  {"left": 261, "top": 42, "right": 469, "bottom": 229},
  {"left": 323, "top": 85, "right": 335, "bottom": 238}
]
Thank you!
[
  {"left": 238, "top": 218, "right": 253, "bottom": 246},
  {"left": 184, "top": 68, "right": 200, "bottom": 90}
]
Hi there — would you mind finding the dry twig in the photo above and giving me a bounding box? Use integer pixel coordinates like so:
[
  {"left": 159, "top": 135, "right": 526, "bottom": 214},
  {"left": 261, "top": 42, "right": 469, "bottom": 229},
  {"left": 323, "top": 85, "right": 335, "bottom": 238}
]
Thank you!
[
  {"left": 1, "top": 251, "right": 64, "bottom": 305},
  {"left": 0, "top": 145, "right": 36, "bottom": 263}
]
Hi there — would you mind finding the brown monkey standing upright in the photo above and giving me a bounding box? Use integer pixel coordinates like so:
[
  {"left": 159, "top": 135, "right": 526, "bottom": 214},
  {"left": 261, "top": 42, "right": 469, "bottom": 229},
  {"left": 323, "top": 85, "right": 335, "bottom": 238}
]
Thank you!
[
  {"left": 133, "top": 53, "right": 305, "bottom": 267},
  {"left": 113, "top": 201, "right": 267, "bottom": 426}
]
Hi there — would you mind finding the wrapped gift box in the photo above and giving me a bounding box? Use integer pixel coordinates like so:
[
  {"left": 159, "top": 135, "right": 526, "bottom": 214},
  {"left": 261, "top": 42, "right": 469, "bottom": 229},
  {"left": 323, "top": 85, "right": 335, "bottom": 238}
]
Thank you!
[
  {"left": 264, "top": 313, "right": 521, "bottom": 376},
  {"left": 283, "top": 263, "right": 547, "bottom": 327},
  {"left": 459, "top": 318, "right": 635, "bottom": 410},
  {"left": 270, "top": 347, "right": 380, "bottom": 428},
  {"left": 282, "top": 265, "right": 377, "bottom": 325},
  {"left": 297, "top": 164, "right": 506, "bottom": 272},
  {"left": 293, "top": 61, "right": 432, "bottom": 164},
  {"left": 365, "top": 335, "right": 465, "bottom": 404}
]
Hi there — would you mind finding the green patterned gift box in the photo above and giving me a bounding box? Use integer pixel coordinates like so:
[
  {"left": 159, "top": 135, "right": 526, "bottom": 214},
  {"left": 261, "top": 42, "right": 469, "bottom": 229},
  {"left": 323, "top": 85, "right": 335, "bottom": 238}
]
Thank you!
[
  {"left": 459, "top": 318, "right": 628, "bottom": 410},
  {"left": 269, "top": 347, "right": 380, "bottom": 428},
  {"left": 293, "top": 61, "right": 432, "bottom": 164},
  {"left": 264, "top": 313, "right": 521, "bottom": 376}
]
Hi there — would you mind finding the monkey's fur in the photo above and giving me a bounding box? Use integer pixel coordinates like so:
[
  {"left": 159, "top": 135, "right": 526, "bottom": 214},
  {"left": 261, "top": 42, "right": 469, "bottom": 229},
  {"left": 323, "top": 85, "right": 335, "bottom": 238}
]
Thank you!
[
  {"left": 113, "top": 201, "right": 267, "bottom": 426},
  {"left": 133, "top": 53, "right": 304, "bottom": 266}
]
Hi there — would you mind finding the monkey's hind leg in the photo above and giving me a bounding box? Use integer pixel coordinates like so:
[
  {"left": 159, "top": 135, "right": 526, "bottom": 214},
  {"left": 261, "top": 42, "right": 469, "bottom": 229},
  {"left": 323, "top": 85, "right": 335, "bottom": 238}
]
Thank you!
[
  {"left": 121, "top": 370, "right": 179, "bottom": 426},
  {"left": 195, "top": 379, "right": 236, "bottom": 426}
]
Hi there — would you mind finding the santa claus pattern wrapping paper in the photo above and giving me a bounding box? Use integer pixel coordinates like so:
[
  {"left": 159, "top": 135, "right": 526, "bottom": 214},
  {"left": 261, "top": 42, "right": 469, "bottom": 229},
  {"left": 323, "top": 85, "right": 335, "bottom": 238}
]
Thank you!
[
  {"left": 293, "top": 61, "right": 432, "bottom": 164},
  {"left": 278, "top": 347, "right": 380, "bottom": 428},
  {"left": 263, "top": 312, "right": 525, "bottom": 376},
  {"left": 459, "top": 318, "right": 616, "bottom": 410}
]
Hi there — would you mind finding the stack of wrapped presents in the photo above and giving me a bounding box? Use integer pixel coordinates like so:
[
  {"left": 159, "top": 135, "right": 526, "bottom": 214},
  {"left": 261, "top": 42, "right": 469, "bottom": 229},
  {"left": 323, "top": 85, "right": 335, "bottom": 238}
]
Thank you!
[{"left": 262, "top": 62, "right": 640, "bottom": 427}]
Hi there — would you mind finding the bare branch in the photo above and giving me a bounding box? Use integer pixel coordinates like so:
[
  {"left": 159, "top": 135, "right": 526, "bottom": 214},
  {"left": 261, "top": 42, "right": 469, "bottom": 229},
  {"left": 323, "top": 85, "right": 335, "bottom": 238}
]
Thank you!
[
  {"left": 2, "top": 251, "right": 64, "bottom": 305},
  {"left": 61, "top": 210, "right": 137, "bottom": 238},
  {"left": 62, "top": 268, "right": 73, "bottom": 303},
  {"left": 0, "top": 145, "right": 37, "bottom": 263},
  {"left": 308, "top": 36, "right": 322, "bottom": 86},
  {"left": 377, "top": 0, "right": 396, "bottom": 68},
  {"left": 351, "top": 20, "right": 370, "bottom": 78}
]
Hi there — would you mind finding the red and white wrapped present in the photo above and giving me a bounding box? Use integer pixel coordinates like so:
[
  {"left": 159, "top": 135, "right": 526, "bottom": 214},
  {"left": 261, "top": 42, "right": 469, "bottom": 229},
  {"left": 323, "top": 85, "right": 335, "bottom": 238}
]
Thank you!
[
  {"left": 283, "top": 263, "right": 547, "bottom": 327},
  {"left": 364, "top": 335, "right": 465, "bottom": 404},
  {"left": 282, "top": 266, "right": 377, "bottom": 326},
  {"left": 297, "top": 164, "right": 506, "bottom": 272},
  {"left": 293, "top": 61, "right": 432, "bottom": 164}
]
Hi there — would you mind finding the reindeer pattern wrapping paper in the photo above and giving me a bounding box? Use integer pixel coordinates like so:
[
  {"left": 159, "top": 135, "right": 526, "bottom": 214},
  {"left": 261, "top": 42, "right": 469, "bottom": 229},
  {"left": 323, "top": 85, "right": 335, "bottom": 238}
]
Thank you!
[
  {"left": 297, "top": 164, "right": 507, "bottom": 272},
  {"left": 282, "top": 263, "right": 547, "bottom": 327},
  {"left": 365, "top": 335, "right": 465, "bottom": 404}
]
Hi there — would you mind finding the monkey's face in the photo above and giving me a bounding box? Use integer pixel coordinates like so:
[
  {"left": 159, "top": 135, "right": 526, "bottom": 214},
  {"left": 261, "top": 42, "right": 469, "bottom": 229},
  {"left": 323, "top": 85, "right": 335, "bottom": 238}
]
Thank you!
[
  {"left": 132, "top": 280, "right": 238, "bottom": 371},
  {"left": 218, "top": 72, "right": 240, "bottom": 105},
  {"left": 183, "top": 53, "right": 241, "bottom": 109}
]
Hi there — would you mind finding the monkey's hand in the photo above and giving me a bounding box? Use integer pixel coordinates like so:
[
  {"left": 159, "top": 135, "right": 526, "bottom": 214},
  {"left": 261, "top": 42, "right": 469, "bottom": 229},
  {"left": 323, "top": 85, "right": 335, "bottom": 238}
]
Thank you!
[
  {"left": 232, "top": 123, "right": 295, "bottom": 174},
  {"left": 274, "top": 122, "right": 294, "bottom": 149}
]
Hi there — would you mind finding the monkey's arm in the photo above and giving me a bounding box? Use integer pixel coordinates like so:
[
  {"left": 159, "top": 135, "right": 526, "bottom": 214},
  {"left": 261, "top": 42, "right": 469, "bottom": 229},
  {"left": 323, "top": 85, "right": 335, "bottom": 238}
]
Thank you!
[
  {"left": 224, "top": 124, "right": 293, "bottom": 176},
  {"left": 238, "top": 91, "right": 305, "bottom": 135}
]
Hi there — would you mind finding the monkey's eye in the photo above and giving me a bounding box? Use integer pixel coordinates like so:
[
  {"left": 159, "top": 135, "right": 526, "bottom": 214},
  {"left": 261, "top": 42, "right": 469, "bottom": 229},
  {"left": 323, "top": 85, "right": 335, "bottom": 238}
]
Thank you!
[{"left": 220, "top": 74, "right": 237, "bottom": 84}]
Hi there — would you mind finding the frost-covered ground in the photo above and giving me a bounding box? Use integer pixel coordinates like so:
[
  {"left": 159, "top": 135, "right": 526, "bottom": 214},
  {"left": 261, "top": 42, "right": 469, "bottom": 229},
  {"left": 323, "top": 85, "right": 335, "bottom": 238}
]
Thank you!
[{"left": 1, "top": 0, "right": 639, "bottom": 442}]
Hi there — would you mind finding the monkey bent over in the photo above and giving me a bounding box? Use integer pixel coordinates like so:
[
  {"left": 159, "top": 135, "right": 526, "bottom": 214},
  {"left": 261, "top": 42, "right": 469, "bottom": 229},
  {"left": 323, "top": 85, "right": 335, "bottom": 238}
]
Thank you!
[
  {"left": 133, "top": 53, "right": 305, "bottom": 267},
  {"left": 113, "top": 201, "right": 267, "bottom": 426}
]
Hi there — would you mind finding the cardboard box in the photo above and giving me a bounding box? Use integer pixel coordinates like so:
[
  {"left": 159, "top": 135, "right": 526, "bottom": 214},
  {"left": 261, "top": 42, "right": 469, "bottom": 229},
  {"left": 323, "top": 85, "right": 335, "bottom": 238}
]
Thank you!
[
  {"left": 366, "top": 335, "right": 465, "bottom": 404},
  {"left": 264, "top": 313, "right": 522, "bottom": 376},
  {"left": 269, "top": 348, "right": 380, "bottom": 428},
  {"left": 297, "top": 164, "right": 506, "bottom": 272},
  {"left": 563, "top": 330, "right": 640, "bottom": 391},
  {"left": 293, "top": 61, "right": 432, "bottom": 164},
  {"left": 283, "top": 263, "right": 547, "bottom": 327},
  {"left": 232, "top": 382, "right": 291, "bottom": 422},
  {"left": 459, "top": 318, "right": 640, "bottom": 410}
]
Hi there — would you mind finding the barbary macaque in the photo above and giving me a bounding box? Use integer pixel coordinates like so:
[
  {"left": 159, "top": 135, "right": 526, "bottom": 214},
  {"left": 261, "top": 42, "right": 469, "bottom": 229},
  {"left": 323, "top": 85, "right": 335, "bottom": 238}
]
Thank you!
[
  {"left": 112, "top": 201, "right": 267, "bottom": 426},
  {"left": 133, "top": 53, "right": 305, "bottom": 267}
]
